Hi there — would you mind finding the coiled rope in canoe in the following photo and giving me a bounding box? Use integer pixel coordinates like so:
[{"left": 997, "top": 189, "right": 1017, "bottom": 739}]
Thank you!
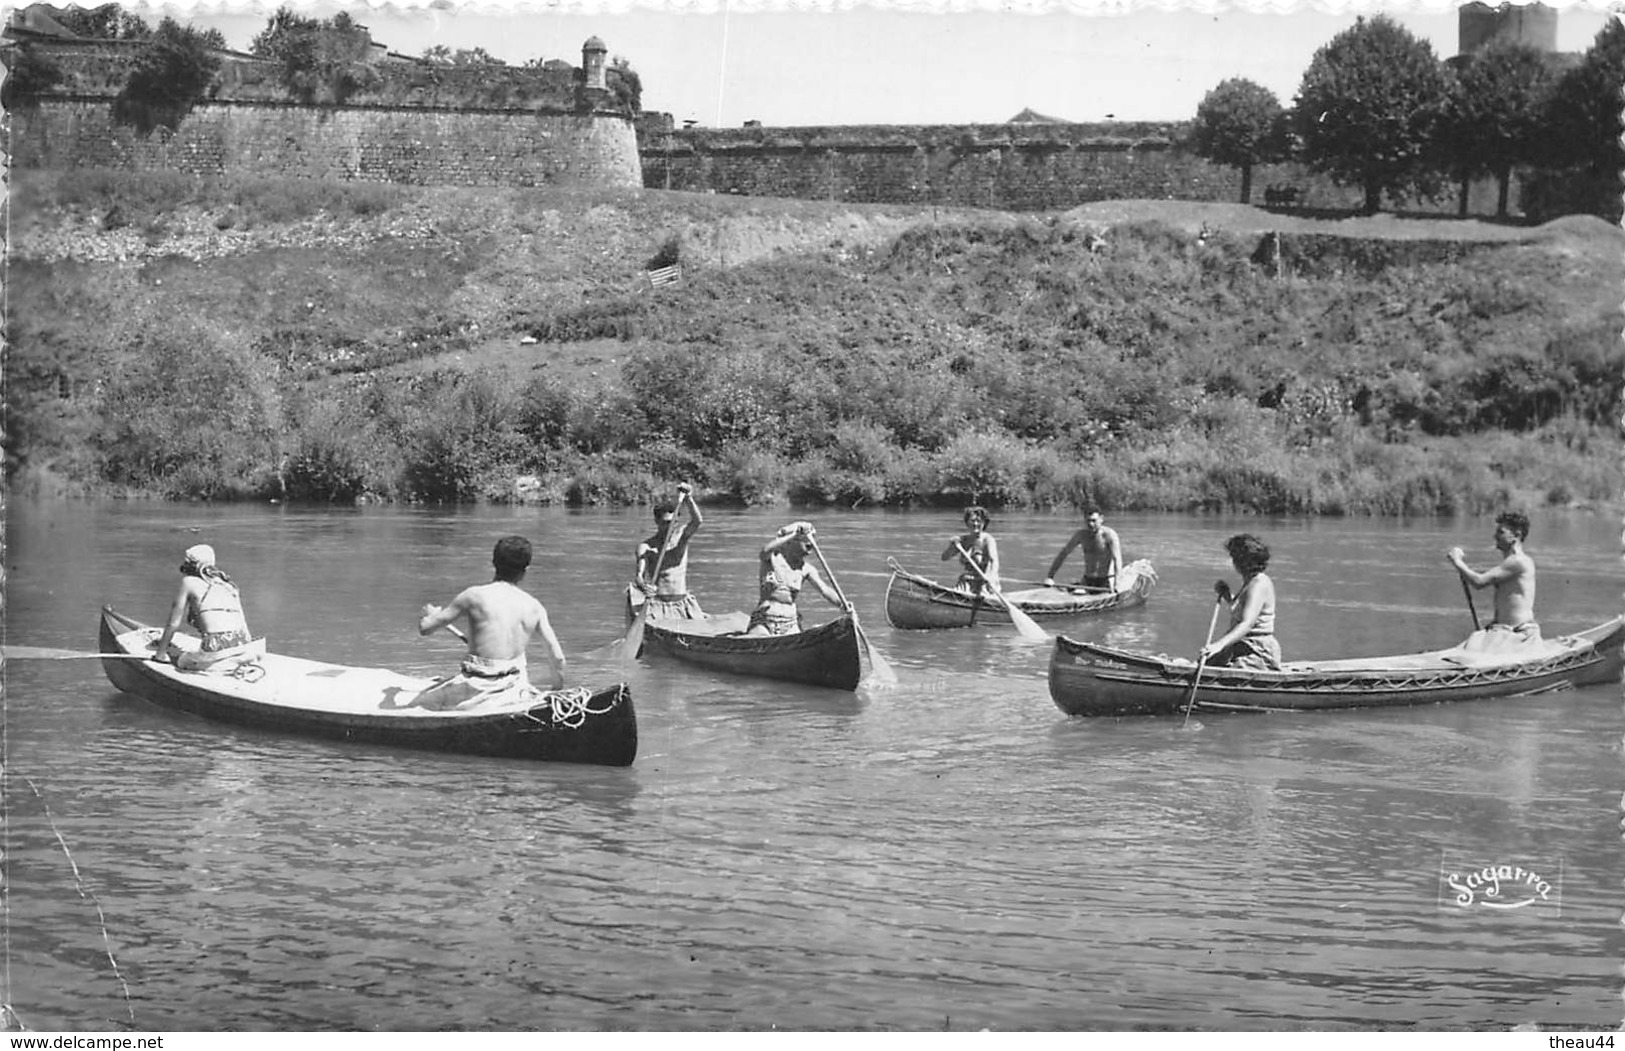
[{"left": 523, "top": 686, "right": 617, "bottom": 729}]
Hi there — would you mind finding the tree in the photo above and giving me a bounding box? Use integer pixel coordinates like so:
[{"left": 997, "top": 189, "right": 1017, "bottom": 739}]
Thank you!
[
  {"left": 422, "top": 45, "right": 506, "bottom": 66},
  {"left": 52, "top": 3, "right": 151, "bottom": 40},
  {"left": 1291, "top": 15, "right": 1453, "bottom": 214},
  {"left": 113, "top": 17, "right": 222, "bottom": 134},
  {"left": 250, "top": 7, "right": 378, "bottom": 104},
  {"left": 1543, "top": 20, "right": 1625, "bottom": 176},
  {"left": 609, "top": 55, "right": 642, "bottom": 115},
  {"left": 1438, "top": 44, "right": 1554, "bottom": 218},
  {"left": 1191, "top": 78, "right": 1287, "bottom": 204}
]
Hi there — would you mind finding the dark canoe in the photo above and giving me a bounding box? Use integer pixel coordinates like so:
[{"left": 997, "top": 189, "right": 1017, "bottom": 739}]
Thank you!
[
  {"left": 627, "top": 588, "right": 863, "bottom": 691},
  {"left": 885, "top": 558, "right": 1156, "bottom": 630},
  {"left": 99, "top": 606, "right": 637, "bottom": 766},
  {"left": 1048, "top": 614, "right": 1625, "bottom": 717}
]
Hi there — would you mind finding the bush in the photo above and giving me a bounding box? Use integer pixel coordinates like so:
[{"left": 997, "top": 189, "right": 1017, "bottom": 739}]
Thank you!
[
  {"left": 281, "top": 393, "right": 401, "bottom": 502},
  {"left": 89, "top": 316, "right": 284, "bottom": 498},
  {"left": 534, "top": 298, "right": 651, "bottom": 342},
  {"left": 397, "top": 369, "right": 529, "bottom": 502},
  {"left": 715, "top": 442, "right": 789, "bottom": 506},
  {"left": 112, "top": 18, "right": 221, "bottom": 134},
  {"left": 931, "top": 431, "right": 1034, "bottom": 507}
]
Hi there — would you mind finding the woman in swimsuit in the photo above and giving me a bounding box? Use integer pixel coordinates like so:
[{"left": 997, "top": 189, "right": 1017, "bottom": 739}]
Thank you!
[
  {"left": 153, "top": 543, "right": 253, "bottom": 664},
  {"left": 942, "top": 505, "right": 1000, "bottom": 594},
  {"left": 745, "top": 521, "right": 849, "bottom": 636},
  {"left": 1202, "top": 533, "right": 1281, "bottom": 671}
]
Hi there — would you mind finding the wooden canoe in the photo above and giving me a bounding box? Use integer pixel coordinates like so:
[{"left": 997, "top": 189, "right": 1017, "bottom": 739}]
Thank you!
[
  {"left": 99, "top": 606, "right": 637, "bottom": 765},
  {"left": 1049, "top": 614, "right": 1625, "bottom": 717},
  {"left": 626, "top": 587, "right": 862, "bottom": 691},
  {"left": 885, "top": 558, "right": 1156, "bottom": 630}
]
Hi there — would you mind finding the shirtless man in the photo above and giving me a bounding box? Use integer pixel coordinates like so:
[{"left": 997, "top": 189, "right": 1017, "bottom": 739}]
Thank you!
[
  {"left": 1044, "top": 510, "right": 1122, "bottom": 592},
  {"left": 634, "top": 483, "right": 704, "bottom": 618},
  {"left": 417, "top": 536, "right": 566, "bottom": 706},
  {"left": 1447, "top": 511, "right": 1538, "bottom": 651}
]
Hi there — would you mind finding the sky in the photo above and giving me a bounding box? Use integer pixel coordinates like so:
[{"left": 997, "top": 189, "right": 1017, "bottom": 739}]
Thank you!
[{"left": 143, "top": 0, "right": 1618, "bottom": 125}]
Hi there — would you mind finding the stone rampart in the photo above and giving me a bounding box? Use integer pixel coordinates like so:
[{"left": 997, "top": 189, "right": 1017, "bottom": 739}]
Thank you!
[
  {"left": 638, "top": 121, "right": 1360, "bottom": 211},
  {"left": 9, "top": 97, "right": 642, "bottom": 188}
]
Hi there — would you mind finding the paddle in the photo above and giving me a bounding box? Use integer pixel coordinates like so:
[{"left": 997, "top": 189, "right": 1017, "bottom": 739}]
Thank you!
[
  {"left": 5, "top": 646, "right": 161, "bottom": 661},
  {"left": 615, "top": 491, "right": 686, "bottom": 665},
  {"left": 952, "top": 542, "right": 1048, "bottom": 643},
  {"left": 1181, "top": 596, "right": 1226, "bottom": 728},
  {"left": 1459, "top": 577, "right": 1481, "bottom": 632},
  {"left": 806, "top": 535, "right": 897, "bottom": 687},
  {"left": 1040, "top": 582, "right": 1112, "bottom": 595}
]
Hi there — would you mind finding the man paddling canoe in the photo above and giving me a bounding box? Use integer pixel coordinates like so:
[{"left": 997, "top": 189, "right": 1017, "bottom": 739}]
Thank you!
[
  {"left": 634, "top": 483, "right": 705, "bottom": 619},
  {"left": 1448, "top": 511, "right": 1539, "bottom": 653},
  {"left": 1044, "top": 509, "right": 1122, "bottom": 592},
  {"left": 417, "top": 535, "right": 566, "bottom": 707}
]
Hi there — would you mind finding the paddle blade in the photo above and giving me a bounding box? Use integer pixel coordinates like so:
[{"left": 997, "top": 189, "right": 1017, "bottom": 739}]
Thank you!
[
  {"left": 853, "top": 619, "right": 898, "bottom": 688},
  {"left": 1002, "top": 601, "right": 1050, "bottom": 643},
  {"left": 580, "top": 636, "right": 627, "bottom": 662},
  {"left": 617, "top": 609, "right": 649, "bottom": 669}
]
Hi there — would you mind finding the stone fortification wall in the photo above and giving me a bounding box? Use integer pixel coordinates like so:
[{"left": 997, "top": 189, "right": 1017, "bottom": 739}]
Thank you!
[
  {"left": 639, "top": 121, "right": 1358, "bottom": 211},
  {"left": 10, "top": 98, "right": 642, "bottom": 188}
]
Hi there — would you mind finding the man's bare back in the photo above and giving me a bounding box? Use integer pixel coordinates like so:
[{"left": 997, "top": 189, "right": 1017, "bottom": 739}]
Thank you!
[
  {"left": 418, "top": 535, "right": 567, "bottom": 690},
  {"left": 445, "top": 581, "right": 548, "bottom": 661}
]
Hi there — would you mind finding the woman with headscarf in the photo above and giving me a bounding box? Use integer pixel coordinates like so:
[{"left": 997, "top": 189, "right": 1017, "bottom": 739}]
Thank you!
[
  {"left": 153, "top": 543, "right": 254, "bottom": 667},
  {"left": 743, "top": 521, "right": 849, "bottom": 636}
]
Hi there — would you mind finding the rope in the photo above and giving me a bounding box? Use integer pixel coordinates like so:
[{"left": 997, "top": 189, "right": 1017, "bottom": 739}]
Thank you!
[
  {"left": 21, "top": 778, "right": 135, "bottom": 1029},
  {"left": 521, "top": 686, "right": 617, "bottom": 730}
]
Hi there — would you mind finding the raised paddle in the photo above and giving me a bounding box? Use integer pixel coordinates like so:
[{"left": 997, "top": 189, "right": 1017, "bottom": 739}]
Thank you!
[
  {"left": 952, "top": 542, "right": 1048, "bottom": 643},
  {"left": 1181, "top": 596, "right": 1226, "bottom": 728},
  {"left": 615, "top": 491, "right": 687, "bottom": 666},
  {"left": 805, "top": 535, "right": 897, "bottom": 688}
]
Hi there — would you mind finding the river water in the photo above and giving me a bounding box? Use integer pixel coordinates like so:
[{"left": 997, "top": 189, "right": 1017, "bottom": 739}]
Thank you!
[{"left": 2, "top": 500, "right": 1620, "bottom": 1031}]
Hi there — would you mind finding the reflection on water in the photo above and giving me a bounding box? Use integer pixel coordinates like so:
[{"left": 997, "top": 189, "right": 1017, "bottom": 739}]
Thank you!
[{"left": 4, "top": 501, "right": 1622, "bottom": 1030}]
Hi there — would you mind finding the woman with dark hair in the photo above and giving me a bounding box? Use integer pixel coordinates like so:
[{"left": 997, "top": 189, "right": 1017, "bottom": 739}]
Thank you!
[
  {"left": 1202, "top": 533, "right": 1280, "bottom": 670},
  {"left": 942, "top": 505, "right": 1000, "bottom": 593}
]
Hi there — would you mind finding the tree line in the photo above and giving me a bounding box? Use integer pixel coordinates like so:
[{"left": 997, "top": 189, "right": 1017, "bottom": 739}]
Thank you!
[{"left": 1191, "top": 15, "right": 1623, "bottom": 221}]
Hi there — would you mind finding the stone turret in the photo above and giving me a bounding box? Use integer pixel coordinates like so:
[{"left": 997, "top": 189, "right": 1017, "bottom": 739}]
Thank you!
[
  {"left": 1457, "top": 2, "right": 1558, "bottom": 56},
  {"left": 582, "top": 36, "right": 607, "bottom": 90}
]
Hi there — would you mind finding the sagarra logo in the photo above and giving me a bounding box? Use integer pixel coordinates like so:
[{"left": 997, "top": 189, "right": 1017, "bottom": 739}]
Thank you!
[{"left": 1442, "top": 860, "right": 1561, "bottom": 911}]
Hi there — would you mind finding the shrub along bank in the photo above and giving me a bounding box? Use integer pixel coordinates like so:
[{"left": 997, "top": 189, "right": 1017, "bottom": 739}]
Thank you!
[{"left": 6, "top": 174, "right": 1620, "bottom": 514}]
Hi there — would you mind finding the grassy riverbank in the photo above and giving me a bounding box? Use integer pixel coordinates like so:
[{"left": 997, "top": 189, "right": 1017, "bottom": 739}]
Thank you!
[{"left": 7, "top": 169, "right": 1621, "bottom": 514}]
